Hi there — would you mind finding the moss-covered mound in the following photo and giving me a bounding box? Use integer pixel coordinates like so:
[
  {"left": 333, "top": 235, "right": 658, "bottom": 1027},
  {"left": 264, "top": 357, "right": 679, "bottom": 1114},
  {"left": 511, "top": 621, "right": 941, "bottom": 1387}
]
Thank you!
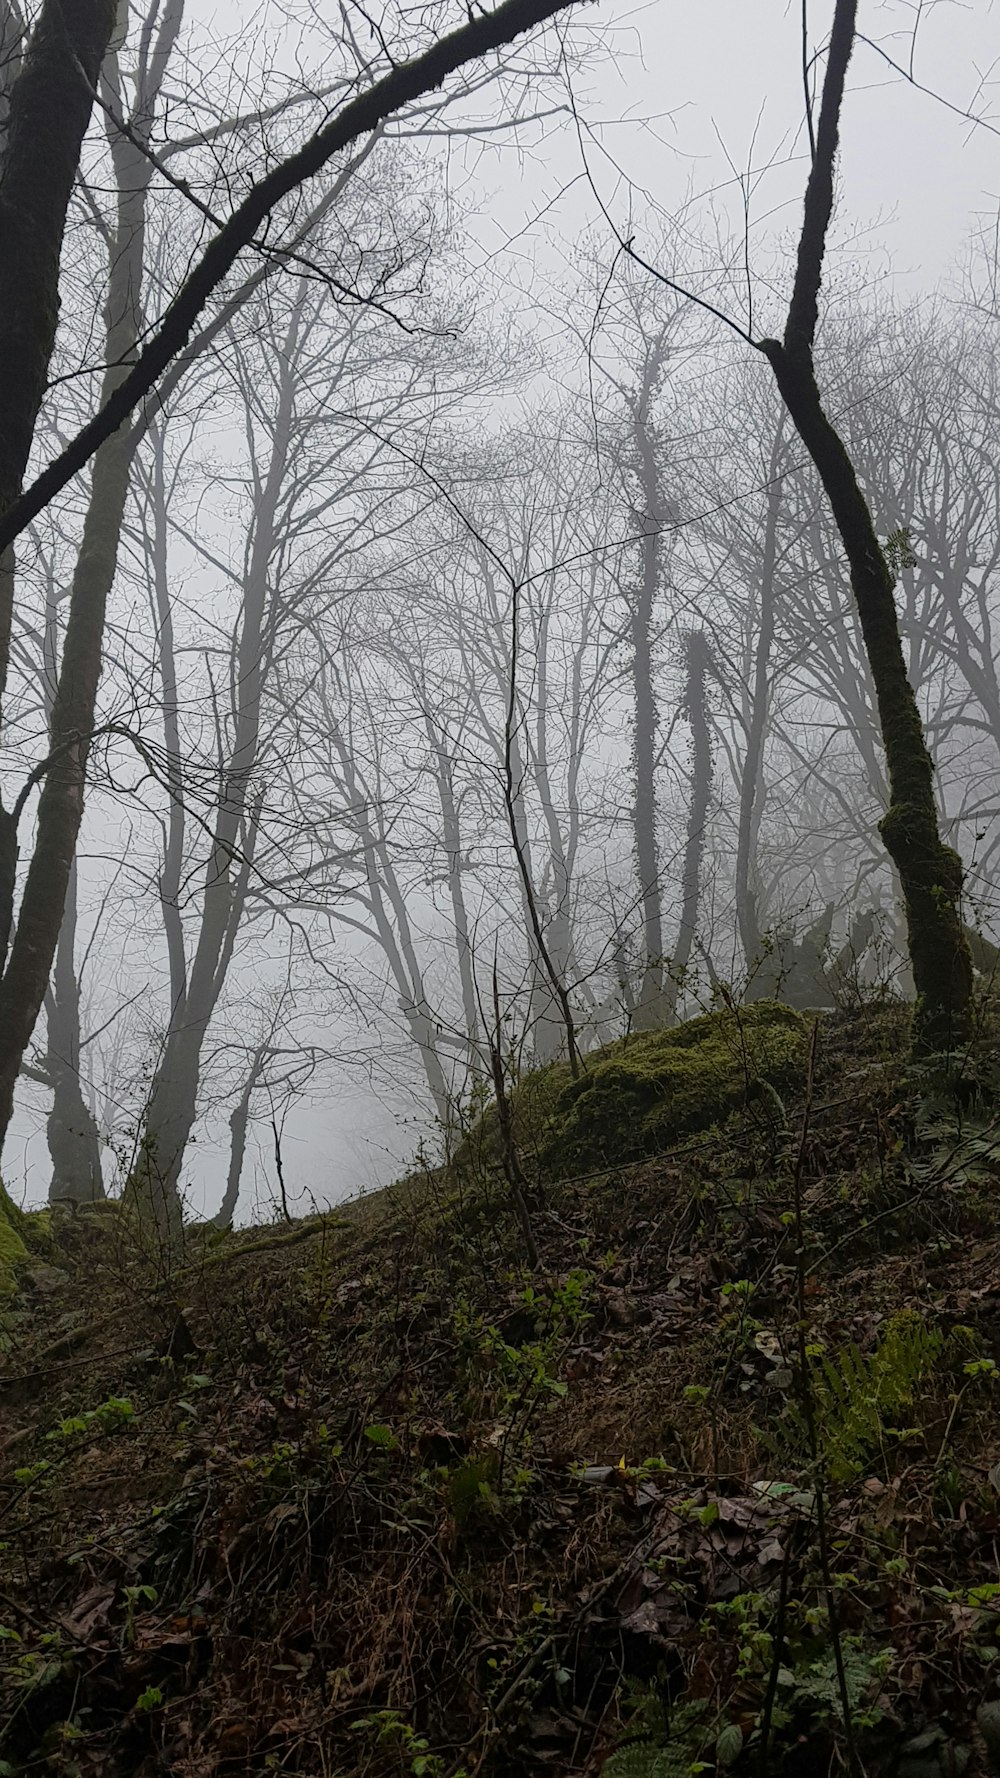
[
  {"left": 455, "top": 1002, "right": 804, "bottom": 1180},
  {"left": 0, "top": 1181, "right": 29, "bottom": 1296},
  {"left": 460, "top": 1000, "right": 806, "bottom": 1181},
  {"left": 0, "top": 1181, "right": 54, "bottom": 1298},
  {"left": 537, "top": 1000, "right": 805, "bottom": 1177}
]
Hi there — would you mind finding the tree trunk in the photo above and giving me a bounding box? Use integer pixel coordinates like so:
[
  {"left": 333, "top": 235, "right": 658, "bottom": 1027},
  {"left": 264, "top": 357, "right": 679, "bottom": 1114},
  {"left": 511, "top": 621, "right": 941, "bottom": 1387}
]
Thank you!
[
  {"left": 629, "top": 358, "right": 667, "bottom": 1026},
  {"left": 0, "top": 0, "right": 177, "bottom": 1161},
  {"left": 45, "top": 862, "right": 104, "bottom": 1204},
  {"left": 214, "top": 1044, "right": 269, "bottom": 1229},
  {"left": 0, "top": 0, "right": 116, "bottom": 710},
  {"left": 736, "top": 447, "right": 782, "bottom": 971},
  {"left": 665, "top": 630, "right": 713, "bottom": 1018},
  {"left": 427, "top": 720, "right": 482, "bottom": 1076},
  {"left": 756, "top": 0, "right": 972, "bottom": 1053}
]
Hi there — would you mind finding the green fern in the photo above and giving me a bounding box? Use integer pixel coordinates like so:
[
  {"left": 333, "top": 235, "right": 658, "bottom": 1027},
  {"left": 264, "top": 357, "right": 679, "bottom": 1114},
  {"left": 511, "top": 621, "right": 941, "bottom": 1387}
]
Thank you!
[
  {"left": 790, "top": 1311, "right": 942, "bottom": 1484},
  {"left": 602, "top": 1743, "right": 696, "bottom": 1778},
  {"left": 789, "top": 1636, "right": 886, "bottom": 1718},
  {"left": 604, "top": 1697, "right": 707, "bottom": 1778}
]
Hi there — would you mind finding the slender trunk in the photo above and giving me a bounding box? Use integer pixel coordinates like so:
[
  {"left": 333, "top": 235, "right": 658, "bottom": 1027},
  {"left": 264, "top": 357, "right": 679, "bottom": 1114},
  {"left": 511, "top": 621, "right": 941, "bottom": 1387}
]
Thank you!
[
  {"left": 330, "top": 717, "right": 454, "bottom": 1127},
  {"left": 630, "top": 361, "right": 666, "bottom": 1025},
  {"left": 736, "top": 448, "right": 782, "bottom": 970},
  {"left": 45, "top": 861, "right": 104, "bottom": 1204},
  {"left": 213, "top": 1044, "right": 267, "bottom": 1228},
  {"left": 378, "top": 865, "right": 454, "bottom": 1126},
  {"left": 503, "top": 584, "right": 580, "bottom": 1074},
  {"left": 427, "top": 719, "right": 482, "bottom": 1073},
  {"left": 507, "top": 724, "right": 555, "bottom": 1054},
  {"left": 530, "top": 595, "right": 578, "bottom": 1062},
  {"left": 757, "top": 0, "right": 972, "bottom": 1053},
  {"left": 665, "top": 630, "right": 713, "bottom": 1019},
  {"left": 37, "top": 555, "right": 103, "bottom": 1201},
  {"left": 147, "top": 420, "right": 188, "bottom": 1012}
]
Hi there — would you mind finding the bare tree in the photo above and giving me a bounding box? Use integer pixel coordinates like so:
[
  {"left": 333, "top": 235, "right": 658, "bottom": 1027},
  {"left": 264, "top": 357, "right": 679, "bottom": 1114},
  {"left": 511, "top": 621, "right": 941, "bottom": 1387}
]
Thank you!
[
  {"left": 753, "top": 0, "right": 973, "bottom": 1051},
  {"left": 0, "top": 0, "right": 582, "bottom": 1182}
]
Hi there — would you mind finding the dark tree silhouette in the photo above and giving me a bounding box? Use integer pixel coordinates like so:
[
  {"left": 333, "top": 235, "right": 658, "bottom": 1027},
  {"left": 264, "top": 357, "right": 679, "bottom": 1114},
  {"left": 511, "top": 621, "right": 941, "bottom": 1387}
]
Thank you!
[{"left": 755, "top": 0, "right": 973, "bottom": 1052}]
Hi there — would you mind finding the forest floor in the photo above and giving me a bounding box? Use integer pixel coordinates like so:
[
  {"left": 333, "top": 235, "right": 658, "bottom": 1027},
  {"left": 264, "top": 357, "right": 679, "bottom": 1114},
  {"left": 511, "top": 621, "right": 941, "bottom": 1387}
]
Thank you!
[{"left": 3, "top": 1006, "right": 1000, "bottom": 1778}]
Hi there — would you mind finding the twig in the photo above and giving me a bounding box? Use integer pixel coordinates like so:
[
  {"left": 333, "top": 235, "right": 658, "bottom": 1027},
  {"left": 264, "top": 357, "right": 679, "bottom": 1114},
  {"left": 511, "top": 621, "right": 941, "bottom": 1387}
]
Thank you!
[
  {"left": 791, "top": 1021, "right": 862, "bottom": 1777},
  {"left": 271, "top": 1116, "right": 293, "bottom": 1224}
]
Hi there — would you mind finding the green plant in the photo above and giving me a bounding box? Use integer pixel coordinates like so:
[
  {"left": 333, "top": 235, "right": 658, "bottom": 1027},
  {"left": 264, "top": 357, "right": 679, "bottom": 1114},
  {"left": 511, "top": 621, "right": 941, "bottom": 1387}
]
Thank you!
[
  {"left": 364, "top": 1422, "right": 400, "bottom": 1451},
  {"left": 47, "top": 1396, "right": 136, "bottom": 1443},
  {"left": 705, "top": 1590, "right": 774, "bottom": 1681},
  {"left": 122, "top": 1583, "right": 157, "bottom": 1648},
  {"left": 785, "top": 1311, "right": 943, "bottom": 1484},
  {"left": 13, "top": 1459, "right": 51, "bottom": 1487},
  {"left": 451, "top": 1270, "right": 590, "bottom": 1481},
  {"left": 603, "top": 1691, "right": 710, "bottom": 1778},
  {"left": 350, "top": 1708, "right": 468, "bottom": 1778},
  {"left": 782, "top": 1636, "right": 888, "bottom": 1729},
  {"left": 445, "top": 1453, "right": 499, "bottom": 1530}
]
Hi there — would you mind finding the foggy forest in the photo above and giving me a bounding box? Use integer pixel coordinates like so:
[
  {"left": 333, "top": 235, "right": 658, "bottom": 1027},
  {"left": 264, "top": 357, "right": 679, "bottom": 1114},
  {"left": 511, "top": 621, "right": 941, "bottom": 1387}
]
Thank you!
[
  {"left": 6, "top": 1, "right": 1000, "bottom": 1774},
  {"left": 1, "top": 0, "right": 995, "bottom": 1229}
]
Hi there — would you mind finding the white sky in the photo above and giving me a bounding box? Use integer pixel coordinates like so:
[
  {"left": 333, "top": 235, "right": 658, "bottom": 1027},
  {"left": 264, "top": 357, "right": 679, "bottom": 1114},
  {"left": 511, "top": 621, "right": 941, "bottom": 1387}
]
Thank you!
[{"left": 470, "top": 0, "right": 1000, "bottom": 310}]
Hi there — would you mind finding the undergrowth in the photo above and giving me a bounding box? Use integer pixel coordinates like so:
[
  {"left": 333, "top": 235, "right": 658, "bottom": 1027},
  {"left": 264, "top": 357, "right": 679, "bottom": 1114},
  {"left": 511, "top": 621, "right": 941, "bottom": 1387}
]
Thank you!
[{"left": 2, "top": 1006, "right": 1000, "bottom": 1776}]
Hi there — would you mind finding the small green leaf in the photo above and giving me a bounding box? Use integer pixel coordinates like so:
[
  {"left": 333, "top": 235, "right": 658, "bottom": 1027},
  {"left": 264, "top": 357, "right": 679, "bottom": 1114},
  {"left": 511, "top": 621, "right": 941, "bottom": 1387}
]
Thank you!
[{"left": 364, "top": 1424, "right": 398, "bottom": 1450}]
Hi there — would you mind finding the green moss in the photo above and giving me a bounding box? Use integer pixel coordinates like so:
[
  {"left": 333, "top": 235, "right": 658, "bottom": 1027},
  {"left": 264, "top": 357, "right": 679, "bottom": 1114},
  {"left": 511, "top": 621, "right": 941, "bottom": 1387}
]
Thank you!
[
  {"left": 538, "top": 1001, "right": 805, "bottom": 1178},
  {"left": 460, "top": 1002, "right": 807, "bottom": 1182},
  {"left": 0, "top": 1182, "right": 30, "bottom": 1299},
  {"left": 0, "top": 1185, "right": 62, "bottom": 1299}
]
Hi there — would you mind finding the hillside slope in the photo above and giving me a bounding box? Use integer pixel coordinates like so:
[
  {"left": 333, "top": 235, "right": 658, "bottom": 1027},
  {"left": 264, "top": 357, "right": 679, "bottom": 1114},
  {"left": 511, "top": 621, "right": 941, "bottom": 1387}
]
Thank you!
[{"left": 3, "top": 1007, "right": 1000, "bottom": 1777}]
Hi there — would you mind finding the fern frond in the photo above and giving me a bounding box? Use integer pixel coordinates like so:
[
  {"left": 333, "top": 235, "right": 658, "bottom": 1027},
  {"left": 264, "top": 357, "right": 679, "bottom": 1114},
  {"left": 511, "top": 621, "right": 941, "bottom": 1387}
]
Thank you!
[
  {"left": 786, "top": 1312, "right": 942, "bottom": 1484},
  {"left": 602, "top": 1742, "right": 694, "bottom": 1778}
]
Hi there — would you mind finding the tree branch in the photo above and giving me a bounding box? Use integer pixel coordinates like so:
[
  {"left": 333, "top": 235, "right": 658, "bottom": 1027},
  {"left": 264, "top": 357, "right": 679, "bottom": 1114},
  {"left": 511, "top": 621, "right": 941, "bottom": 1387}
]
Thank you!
[{"left": 0, "top": 0, "right": 581, "bottom": 555}]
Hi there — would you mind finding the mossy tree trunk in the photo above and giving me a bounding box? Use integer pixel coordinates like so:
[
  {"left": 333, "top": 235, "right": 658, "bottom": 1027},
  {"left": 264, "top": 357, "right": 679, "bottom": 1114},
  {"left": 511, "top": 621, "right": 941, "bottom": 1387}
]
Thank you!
[{"left": 756, "top": 0, "right": 972, "bottom": 1053}]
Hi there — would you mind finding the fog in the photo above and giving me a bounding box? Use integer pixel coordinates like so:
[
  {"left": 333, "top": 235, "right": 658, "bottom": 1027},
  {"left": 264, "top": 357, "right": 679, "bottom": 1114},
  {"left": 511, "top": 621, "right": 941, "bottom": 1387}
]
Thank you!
[{"left": 2, "top": 0, "right": 998, "bottom": 1224}]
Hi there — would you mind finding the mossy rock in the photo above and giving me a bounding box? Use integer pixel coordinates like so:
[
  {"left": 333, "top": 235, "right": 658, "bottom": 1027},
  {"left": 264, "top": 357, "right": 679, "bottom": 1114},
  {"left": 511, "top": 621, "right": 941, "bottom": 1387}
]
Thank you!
[
  {"left": 0, "top": 1182, "right": 57, "bottom": 1299},
  {"left": 543, "top": 1001, "right": 806, "bottom": 1177},
  {"left": 462, "top": 1002, "right": 806, "bottom": 1181}
]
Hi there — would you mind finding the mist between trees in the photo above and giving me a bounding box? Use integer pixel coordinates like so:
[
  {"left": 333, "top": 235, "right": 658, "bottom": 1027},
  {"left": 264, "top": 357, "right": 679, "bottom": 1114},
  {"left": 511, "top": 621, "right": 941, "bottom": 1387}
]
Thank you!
[{"left": 0, "top": 0, "right": 994, "bottom": 1233}]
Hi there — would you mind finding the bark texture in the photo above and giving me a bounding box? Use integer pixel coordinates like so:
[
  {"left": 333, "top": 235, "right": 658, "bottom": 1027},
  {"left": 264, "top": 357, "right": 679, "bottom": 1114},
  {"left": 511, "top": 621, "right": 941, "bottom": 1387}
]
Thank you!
[{"left": 0, "top": 0, "right": 116, "bottom": 699}]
